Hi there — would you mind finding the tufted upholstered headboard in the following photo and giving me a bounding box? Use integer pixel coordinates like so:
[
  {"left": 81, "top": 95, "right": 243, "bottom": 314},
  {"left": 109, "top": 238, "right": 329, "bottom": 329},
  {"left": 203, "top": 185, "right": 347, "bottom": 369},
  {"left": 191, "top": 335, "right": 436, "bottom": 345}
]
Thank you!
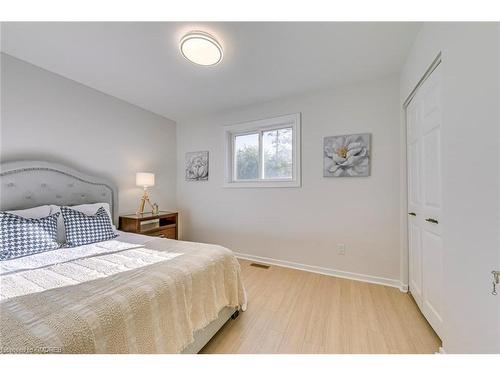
[{"left": 0, "top": 161, "right": 118, "bottom": 224}]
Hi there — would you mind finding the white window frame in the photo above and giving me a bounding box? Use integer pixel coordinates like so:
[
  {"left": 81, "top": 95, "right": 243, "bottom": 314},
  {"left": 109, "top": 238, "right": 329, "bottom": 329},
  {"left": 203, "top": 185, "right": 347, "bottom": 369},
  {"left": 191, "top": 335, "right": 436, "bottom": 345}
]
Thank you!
[{"left": 223, "top": 113, "right": 301, "bottom": 188}]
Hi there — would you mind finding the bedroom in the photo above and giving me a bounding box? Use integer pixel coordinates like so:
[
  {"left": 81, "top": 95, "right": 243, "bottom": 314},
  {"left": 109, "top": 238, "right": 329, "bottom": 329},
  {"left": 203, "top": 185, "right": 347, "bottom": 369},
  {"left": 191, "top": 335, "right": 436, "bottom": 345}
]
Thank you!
[{"left": 1, "top": 0, "right": 499, "bottom": 372}]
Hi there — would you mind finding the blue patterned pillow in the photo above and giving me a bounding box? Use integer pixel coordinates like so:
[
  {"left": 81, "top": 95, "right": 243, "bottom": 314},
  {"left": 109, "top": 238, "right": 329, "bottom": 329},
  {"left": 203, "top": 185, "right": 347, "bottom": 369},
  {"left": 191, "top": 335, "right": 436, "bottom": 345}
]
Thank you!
[
  {"left": 60, "top": 206, "right": 117, "bottom": 247},
  {"left": 0, "top": 212, "right": 60, "bottom": 260}
]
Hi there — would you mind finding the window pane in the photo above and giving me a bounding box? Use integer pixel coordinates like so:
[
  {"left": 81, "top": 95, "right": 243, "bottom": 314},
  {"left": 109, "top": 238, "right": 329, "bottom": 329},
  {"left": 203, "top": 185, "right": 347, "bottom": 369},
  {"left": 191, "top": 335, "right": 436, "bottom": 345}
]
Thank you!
[
  {"left": 234, "top": 133, "right": 259, "bottom": 180},
  {"left": 263, "top": 127, "right": 293, "bottom": 179}
]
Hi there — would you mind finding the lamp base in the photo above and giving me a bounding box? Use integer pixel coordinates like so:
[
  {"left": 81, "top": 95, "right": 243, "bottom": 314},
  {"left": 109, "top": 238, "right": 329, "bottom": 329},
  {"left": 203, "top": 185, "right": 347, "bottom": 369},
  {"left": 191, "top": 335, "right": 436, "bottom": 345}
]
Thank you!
[{"left": 136, "top": 188, "right": 154, "bottom": 215}]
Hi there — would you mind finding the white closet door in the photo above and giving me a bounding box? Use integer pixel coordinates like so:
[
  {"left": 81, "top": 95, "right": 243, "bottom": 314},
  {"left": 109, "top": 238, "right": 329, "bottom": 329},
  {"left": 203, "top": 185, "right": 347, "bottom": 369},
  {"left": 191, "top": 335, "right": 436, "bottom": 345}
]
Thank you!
[
  {"left": 407, "top": 64, "right": 444, "bottom": 339},
  {"left": 406, "top": 92, "right": 423, "bottom": 309},
  {"left": 420, "top": 64, "right": 444, "bottom": 338}
]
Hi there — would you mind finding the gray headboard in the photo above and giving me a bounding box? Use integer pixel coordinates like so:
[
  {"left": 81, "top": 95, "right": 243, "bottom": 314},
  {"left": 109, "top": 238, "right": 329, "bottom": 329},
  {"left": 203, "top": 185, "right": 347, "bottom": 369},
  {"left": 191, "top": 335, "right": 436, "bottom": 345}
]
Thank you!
[{"left": 0, "top": 161, "right": 118, "bottom": 224}]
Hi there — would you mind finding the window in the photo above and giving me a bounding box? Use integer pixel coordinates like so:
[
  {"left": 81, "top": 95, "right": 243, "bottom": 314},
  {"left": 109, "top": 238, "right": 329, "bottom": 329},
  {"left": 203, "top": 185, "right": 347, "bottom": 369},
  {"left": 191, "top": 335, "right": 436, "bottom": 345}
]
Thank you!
[{"left": 224, "top": 113, "right": 301, "bottom": 187}]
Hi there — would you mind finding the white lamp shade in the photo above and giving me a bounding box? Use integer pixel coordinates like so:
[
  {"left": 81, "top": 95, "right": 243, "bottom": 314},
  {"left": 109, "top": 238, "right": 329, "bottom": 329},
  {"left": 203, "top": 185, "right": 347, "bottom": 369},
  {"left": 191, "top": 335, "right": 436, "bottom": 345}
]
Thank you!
[{"left": 136, "top": 172, "right": 155, "bottom": 187}]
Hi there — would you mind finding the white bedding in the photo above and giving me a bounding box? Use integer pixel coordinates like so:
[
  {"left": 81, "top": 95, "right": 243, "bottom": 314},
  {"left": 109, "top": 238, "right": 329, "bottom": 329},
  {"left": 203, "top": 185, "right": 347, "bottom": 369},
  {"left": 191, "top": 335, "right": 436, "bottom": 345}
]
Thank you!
[
  {"left": 0, "top": 233, "right": 247, "bottom": 353},
  {"left": 0, "top": 231, "right": 179, "bottom": 300},
  {"left": 1, "top": 231, "right": 152, "bottom": 272}
]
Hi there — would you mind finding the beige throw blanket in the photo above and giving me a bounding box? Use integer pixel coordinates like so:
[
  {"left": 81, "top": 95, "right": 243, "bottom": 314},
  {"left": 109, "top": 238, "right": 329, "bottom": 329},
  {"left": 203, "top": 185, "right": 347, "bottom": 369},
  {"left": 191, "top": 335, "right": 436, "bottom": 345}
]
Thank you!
[{"left": 0, "top": 238, "right": 247, "bottom": 353}]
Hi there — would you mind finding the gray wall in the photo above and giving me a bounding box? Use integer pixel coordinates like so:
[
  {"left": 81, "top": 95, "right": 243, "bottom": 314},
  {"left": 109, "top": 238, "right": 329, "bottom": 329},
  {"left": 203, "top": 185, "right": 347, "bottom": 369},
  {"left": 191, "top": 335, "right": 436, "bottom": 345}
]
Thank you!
[
  {"left": 0, "top": 53, "right": 177, "bottom": 214},
  {"left": 177, "top": 75, "right": 402, "bottom": 282}
]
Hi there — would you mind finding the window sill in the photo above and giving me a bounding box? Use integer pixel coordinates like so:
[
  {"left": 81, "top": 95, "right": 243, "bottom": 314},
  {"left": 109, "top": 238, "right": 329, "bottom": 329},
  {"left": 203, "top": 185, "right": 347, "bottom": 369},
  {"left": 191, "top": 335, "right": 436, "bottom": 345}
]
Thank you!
[{"left": 223, "top": 180, "right": 301, "bottom": 188}]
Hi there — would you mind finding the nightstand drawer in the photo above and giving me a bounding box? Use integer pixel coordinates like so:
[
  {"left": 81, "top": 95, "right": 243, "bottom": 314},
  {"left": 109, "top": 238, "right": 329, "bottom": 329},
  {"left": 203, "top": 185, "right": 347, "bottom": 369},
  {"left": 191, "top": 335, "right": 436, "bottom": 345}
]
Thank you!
[{"left": 150, "top": 227, "right": 176, "bottom": 239}]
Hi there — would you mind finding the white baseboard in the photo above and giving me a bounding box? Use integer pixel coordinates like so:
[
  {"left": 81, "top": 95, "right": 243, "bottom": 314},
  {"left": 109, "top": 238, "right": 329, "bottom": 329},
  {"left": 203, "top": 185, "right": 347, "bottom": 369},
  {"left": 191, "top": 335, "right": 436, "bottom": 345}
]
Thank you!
[{"left": 235, "top": 252, "right": 405, "bottom": 291}]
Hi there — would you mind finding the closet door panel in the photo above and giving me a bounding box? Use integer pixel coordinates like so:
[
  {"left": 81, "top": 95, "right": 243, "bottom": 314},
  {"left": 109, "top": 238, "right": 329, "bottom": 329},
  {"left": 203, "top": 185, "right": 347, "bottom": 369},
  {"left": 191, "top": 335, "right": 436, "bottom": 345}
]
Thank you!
[
  {"left": 407, "top": 95, "right": 423, "bottom": 309},
  {"left": 422, "top": 229, "right": 444, "bottom": 338},
  {"left": 422, "top": 128, "right": 442, "bottom": 214},
  {"left": 420, "top": 65, "right": 444, "bottom": 337},
  {"left": 406, "top": 63, "right": 443, "bottom": 339},
  {"left": 408, "top": 219, "right": 423, "bottom": 308},
  {"left": 408, "top": 140, "right": 421, "bottom": 208},
  {"left": 421, "top": 73, "right": 442, "bottom": 220}
]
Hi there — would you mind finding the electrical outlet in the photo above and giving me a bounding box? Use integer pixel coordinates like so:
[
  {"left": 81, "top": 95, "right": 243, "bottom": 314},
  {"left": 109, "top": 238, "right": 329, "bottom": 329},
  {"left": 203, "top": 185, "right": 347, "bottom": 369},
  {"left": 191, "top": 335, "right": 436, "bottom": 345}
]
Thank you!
[{"left": 337, "top": 243, "right": 346, "bottom": 255}]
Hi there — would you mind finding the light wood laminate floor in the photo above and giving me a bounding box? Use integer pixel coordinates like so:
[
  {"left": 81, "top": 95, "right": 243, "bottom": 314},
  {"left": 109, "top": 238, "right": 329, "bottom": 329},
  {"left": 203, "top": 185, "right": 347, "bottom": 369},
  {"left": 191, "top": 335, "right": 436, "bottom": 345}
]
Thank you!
[{"left": 201, "top": 259, "right": 441, "bottom": 354}]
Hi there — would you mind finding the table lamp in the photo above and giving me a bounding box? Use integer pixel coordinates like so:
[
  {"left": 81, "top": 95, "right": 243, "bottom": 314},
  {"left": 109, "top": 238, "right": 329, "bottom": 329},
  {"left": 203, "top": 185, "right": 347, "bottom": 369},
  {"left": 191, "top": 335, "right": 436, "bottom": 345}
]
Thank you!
[{"left": 136, "top": 172, "right": 155, "bottom": 214}]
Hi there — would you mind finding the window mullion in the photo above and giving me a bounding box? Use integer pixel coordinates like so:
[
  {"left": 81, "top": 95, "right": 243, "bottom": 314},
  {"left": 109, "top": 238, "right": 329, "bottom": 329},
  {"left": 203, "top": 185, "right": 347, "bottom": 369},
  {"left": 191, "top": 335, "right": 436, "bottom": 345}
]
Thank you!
[
  {"left": 259, "top": 131, "right": 264, "bottom": 180},
  {"left": 232, "top": 133, "right": 237, "bottom": 182}
]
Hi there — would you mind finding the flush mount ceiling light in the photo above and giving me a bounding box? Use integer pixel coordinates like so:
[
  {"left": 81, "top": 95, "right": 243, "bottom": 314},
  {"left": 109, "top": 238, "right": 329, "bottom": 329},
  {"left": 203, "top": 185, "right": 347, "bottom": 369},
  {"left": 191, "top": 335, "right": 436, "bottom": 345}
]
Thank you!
[{"left": 180, "top": 31, "right": 223, "bottom": 66}]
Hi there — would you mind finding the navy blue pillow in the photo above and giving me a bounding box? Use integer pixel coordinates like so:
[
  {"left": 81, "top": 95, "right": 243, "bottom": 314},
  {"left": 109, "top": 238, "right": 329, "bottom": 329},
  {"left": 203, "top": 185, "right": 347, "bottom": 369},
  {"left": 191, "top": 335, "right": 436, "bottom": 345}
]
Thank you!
[
  {"left": 0, "top": 212, "right": 60, "bottom": 260},
  {"left": 60, "top": 206, "right": 117, "bottom": 247}
]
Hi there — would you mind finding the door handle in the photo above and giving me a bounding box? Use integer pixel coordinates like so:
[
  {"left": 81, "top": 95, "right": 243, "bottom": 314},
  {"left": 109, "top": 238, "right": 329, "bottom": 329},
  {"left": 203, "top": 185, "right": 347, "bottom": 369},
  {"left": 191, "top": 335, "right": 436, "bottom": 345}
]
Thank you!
[
  {"left": 425, "top": 218, "right": 439, "bottom": 224},
  {"left": 408, "top": 212, "right": 416, "bottom": 216}
]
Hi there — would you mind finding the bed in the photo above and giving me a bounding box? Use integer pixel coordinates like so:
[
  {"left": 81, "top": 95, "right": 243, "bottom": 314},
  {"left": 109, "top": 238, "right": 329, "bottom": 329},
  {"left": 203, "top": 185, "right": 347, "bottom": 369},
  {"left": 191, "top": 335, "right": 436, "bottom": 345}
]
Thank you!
[{"left": 0, "top": 161, "right": 247, "bottom": 354}]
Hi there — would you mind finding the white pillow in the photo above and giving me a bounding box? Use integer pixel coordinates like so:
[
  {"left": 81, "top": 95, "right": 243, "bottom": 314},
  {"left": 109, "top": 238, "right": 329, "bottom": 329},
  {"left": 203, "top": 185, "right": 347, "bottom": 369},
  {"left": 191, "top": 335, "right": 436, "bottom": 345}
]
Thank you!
[
  {"left": 50, "top": 203, "right": 116, "bottom": 244},
  {"left": 6, "top": 205, "right": 52, "bottom": 219}
]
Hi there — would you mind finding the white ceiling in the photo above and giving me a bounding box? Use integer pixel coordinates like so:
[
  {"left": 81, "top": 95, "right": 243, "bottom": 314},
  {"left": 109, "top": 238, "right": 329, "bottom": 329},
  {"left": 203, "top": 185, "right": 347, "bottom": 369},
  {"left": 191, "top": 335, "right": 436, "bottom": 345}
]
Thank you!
[{"left": 1, "top": 22, "right": 421, "bottom": 121}]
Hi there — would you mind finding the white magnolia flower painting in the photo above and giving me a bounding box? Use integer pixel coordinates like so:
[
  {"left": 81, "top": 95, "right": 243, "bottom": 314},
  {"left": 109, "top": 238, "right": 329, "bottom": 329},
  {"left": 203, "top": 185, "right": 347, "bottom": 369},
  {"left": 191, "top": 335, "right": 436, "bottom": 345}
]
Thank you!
[
  {"left": 185, "top": 151, "right": 209, "bottom": 181},
  {"left": 323, "top": 133, "right": 371, "bottom": 177}
]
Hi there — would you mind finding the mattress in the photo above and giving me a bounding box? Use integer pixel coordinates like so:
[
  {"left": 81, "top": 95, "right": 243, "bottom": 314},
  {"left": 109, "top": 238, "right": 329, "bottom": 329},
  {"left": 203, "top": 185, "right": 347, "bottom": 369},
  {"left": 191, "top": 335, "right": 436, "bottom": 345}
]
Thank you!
[{"left": 0, "top": 232, "right": 247, "bottom": 353}]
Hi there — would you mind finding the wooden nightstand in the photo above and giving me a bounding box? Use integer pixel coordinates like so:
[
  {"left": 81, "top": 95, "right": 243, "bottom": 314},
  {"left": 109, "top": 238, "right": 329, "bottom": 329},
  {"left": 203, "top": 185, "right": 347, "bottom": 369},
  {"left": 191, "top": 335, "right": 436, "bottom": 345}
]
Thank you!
[{"left": 119, "top": 211, "right": 178, "bottom": 239}]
